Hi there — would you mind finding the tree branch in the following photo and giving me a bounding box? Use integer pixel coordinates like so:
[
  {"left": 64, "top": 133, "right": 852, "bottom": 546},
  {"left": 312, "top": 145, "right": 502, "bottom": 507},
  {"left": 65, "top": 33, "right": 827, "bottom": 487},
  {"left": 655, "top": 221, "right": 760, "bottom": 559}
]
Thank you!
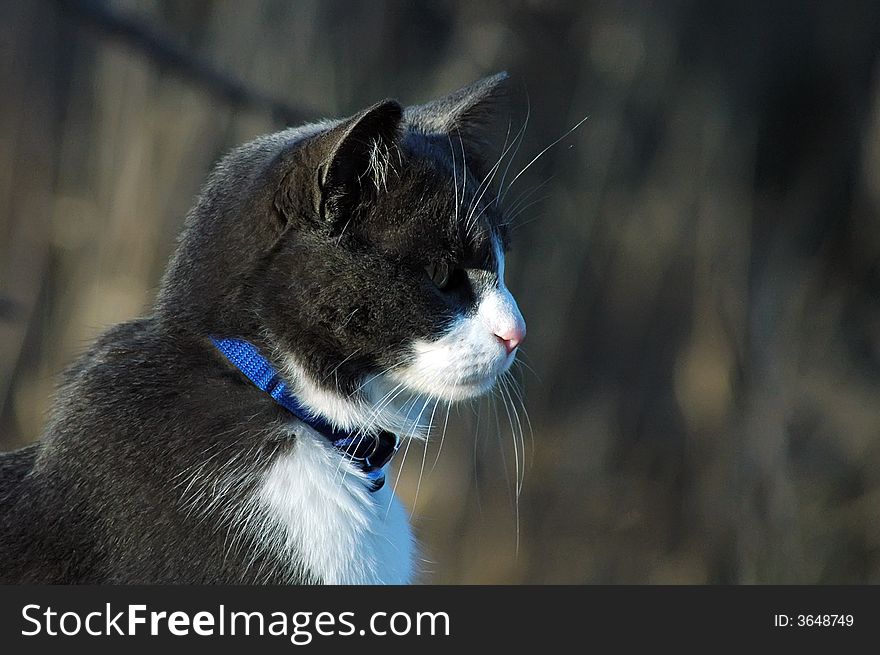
[{"left": 54, "top": 0, "right": 317, "bottom": 126}]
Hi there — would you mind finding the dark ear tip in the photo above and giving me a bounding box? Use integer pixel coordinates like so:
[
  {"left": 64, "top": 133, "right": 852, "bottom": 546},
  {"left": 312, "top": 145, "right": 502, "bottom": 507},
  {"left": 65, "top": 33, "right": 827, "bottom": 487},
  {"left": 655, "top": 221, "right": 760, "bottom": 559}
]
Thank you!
[
  {"left": 462, "top": 73, "right": 512, "bottom": 111},
  {"left": 366, "top": 99, "right": 404, "bottom": 121},
  {"left": 480, "top": 71, "right": 510, "bottom": 92}
]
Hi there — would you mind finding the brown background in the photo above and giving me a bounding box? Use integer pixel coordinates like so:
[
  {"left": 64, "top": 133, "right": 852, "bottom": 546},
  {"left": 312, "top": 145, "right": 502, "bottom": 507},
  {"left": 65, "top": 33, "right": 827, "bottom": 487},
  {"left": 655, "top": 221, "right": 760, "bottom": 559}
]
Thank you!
[{"left": 2, "top": 0, "right": 880, "bottom": 583}]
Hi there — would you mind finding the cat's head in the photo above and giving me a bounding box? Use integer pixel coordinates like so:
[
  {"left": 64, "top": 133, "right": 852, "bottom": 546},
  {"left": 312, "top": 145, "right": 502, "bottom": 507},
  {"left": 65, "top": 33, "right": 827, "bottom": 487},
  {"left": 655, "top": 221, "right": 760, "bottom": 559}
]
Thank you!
[{"left": 159, "top": 73, "right": 525, "bottom": 433}]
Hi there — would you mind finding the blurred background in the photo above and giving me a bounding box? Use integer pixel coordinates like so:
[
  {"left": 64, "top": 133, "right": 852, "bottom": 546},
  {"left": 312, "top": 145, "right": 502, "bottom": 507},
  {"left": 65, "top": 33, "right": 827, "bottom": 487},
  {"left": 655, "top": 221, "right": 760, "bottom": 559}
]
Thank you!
[{"left": 3, "top": 0, "right": 880, "bottom": 583}]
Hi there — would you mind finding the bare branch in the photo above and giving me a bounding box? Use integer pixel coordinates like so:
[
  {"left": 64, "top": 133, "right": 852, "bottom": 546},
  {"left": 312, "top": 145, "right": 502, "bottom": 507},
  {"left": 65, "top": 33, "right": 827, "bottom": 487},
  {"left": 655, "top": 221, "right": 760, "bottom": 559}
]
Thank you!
[{"left": 54, "top": 0, "right": 317, "bottom": 126}]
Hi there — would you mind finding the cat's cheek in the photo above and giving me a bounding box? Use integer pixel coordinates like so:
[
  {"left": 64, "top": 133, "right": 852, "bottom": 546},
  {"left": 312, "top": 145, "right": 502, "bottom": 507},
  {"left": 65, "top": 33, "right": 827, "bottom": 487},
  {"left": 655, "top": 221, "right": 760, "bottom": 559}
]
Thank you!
[{"left": 387, "top": 291, "right": 525, "bottom": 401}]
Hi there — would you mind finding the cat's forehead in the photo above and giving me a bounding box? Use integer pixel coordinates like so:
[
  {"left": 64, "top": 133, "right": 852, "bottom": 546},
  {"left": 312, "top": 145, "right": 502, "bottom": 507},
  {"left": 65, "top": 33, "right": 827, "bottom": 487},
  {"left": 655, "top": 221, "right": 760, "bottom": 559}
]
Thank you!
[
  {"left": 355, "top": 133, "right": 503, "bottom": 267},
  {"left": 402, "top": 131, "right": 488, "bottom": 189}
]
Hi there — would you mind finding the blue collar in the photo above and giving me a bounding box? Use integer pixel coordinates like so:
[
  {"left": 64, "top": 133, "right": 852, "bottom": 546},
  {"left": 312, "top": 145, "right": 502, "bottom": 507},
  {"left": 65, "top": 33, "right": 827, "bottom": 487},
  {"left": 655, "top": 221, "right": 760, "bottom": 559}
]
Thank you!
[{"left": 210, "top": 337, "right": 399, "bottom": 492}]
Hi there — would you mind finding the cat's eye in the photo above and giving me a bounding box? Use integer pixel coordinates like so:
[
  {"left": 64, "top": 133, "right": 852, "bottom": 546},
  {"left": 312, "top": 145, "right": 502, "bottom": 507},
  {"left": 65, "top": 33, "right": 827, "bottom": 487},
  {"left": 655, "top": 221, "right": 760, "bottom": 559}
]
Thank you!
[{"left": 425, "top": 261, "right": 452, "bottom": 290}]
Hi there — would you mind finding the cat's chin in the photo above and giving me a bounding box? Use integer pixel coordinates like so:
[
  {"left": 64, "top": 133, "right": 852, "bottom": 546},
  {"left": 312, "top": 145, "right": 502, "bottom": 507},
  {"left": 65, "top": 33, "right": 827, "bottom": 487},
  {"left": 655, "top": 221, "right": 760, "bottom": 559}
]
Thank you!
[
  {"left": 353, "top": 364, "right": 508, "bottom": 438},
  {"left": 381, "top": 353, "right": 515, "bottom": 404},
  {"left": 425, "top": 375, "right": 501, "bottom": 402}
]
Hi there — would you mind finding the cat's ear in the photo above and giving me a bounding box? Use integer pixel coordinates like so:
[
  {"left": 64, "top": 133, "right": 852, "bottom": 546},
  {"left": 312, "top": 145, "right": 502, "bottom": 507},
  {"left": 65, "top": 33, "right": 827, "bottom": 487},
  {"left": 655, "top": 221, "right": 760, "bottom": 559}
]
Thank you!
[
  {"left": 314, "top": 99, "right": 403, "bottom": 223},
  {"left": 405, "top": 72, "right": 511, "bottom": 165}
]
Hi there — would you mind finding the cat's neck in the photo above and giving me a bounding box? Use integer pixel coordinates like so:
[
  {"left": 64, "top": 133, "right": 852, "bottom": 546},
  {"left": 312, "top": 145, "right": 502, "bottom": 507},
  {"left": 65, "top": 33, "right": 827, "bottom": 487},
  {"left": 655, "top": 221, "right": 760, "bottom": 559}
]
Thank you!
[{"left": 275, "top": 350, "right": 433, "bottom": 441}]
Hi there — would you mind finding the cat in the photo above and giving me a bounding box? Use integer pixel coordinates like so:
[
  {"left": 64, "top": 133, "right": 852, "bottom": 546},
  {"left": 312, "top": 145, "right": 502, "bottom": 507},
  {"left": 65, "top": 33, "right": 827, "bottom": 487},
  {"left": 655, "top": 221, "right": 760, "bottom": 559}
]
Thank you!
[{"left": 0, "top": 72, "right": 525, "bottom": 584}]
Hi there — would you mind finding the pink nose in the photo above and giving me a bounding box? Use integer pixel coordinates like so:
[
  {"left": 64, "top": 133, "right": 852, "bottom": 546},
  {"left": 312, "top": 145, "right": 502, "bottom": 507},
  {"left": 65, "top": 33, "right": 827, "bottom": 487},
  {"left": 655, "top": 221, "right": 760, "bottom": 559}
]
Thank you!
[{"left": 495, "top": 326, "right": 525, "bottom": 354}]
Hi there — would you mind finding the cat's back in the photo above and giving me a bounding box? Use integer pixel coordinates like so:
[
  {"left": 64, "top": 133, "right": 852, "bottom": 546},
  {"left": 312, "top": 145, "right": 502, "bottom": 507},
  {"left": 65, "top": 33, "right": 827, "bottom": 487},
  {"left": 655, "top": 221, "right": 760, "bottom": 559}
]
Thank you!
[
  {"left": 0, "top": 318, "right": 162, "bottom": 582},
  {"left": 0, "top": 319, "right": 156, "bottom": 517},
  {"left": 0, "top": 442, "right": 37, "bottom": 490},
  {"left": 0, "top": 442, "right": 38, "bottom": 526},
  {"left": 39, "top": 316, "right": 225, "bottom": 447}
]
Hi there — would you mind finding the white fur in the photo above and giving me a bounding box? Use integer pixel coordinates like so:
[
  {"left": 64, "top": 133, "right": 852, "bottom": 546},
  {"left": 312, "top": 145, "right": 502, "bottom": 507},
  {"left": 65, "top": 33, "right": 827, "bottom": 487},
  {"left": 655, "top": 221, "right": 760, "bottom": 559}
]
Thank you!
[
  {"left": 258, "top": 424, "right": 414, "bottom": 584},
  {"left": 277, "top": 353, "right": 432, "bottom": 437},
  {"left": 388, "top": 239, "right": 525, "bottom": 401},
  {"left": 249, "top": 341, "right": 432, "bottom": 585},
  {"left": 253, "top": 240, "right": 523, "bottom": 584}
]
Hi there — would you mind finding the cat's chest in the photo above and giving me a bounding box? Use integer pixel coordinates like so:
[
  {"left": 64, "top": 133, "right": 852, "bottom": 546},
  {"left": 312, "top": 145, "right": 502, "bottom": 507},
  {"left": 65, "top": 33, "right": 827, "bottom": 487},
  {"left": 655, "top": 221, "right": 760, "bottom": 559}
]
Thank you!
[{"left": 256, "top": 427, "right": 414, "bottom": 584}]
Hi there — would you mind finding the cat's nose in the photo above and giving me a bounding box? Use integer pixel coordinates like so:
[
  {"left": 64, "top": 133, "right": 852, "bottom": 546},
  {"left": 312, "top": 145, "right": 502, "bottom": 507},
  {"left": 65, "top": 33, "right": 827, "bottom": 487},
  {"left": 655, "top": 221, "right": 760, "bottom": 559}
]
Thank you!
[
  {"left": 479, "top": 286, "right": 526, "bottom": 355},
  {"left": 495, "top": 324, "right": 525, "bottom": 354}
]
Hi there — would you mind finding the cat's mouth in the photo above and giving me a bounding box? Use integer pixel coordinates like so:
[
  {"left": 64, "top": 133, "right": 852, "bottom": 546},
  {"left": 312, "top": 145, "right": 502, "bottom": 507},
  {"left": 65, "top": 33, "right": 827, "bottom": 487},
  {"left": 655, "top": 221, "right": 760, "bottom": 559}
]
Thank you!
[{"left": 384, "top": 341, "right": 517, "bottom": 404}]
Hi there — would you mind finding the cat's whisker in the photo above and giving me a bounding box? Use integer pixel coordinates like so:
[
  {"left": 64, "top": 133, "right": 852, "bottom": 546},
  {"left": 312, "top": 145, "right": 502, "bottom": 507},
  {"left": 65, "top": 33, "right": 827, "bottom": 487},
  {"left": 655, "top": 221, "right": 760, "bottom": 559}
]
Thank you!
[
  {"left": 321, "top": 347, "right": 363, "bottom": 382},
  {"left": 504, "top": 366, "right": 535, "bottom": 458},
  {"left": 430, "top": 395, "right": 453, "bottom": 475},
  {"left": 488, "top": 387, "right": 512, "bottom": 503},
  {"left": 332, "top": 380, "right": 410, "bottom": 482},
  {"left": 499, "top": 113, "right": 590, "bottom": 207},
  {"left": 387, "top": 392, "right": 431, "bottom": 519},
  {"left": 411, "top": 394, "right": 442, "bottom": 518},
  {"left": 463, "top": 120, "right": 516, "bottom": 234},
  {"left": 504, "top": 174, "right": 552, "bottom": 210},
  {"left": 447, "top": 133, "right": 460, "bottom": 231},
  {"left": 511, "top": 357, "right": 540, "bottom": 383},
  {"left": 508, "top": 206, "right": 551, "bottom": 232},
  {"left": 360, "top": 379, "right": 408, "bottom": 428},
  {"left": 496, "top": 378, "right": 523, "bottom": 556},
  {"left": 509, "top": 379, "right": 533, "bottom": 515},
  {"left": 488, "top": 383, "right": 522, "bottom": 557},
  {"left": 513, "top": 348, "right": 540, "bottom": 378},
  {"left": 457, "top": 133, "right": 468, "bottom": 226},
  {"left": 446, "top": 112, "right": 527, "bottom": 242},
  {"left": 464, "top": 116, "right": 532, "bottom": 237},
  {"left": 345, "top": 360, "right": 408, "bottom": 399},
  {"left": 505, "top": 193, "right": 552, "bottom": 230},
  {"left": 489, "top": 382, "right": 519, "bottom": 557},
  {"left": 497, "top": 375, "right": 522, "bottom": 498},
  {"left": 333, "top": 380, "right": 417, "bottom": 483},
  {"left": 495, "top": 98, "right": 531, "bottom": 211},
  {"left": 501, "top": 373, "right": 527, "bottom": 496},
  {"left": 472, "top": 394, "right": 484, "bottom": 516},
  {"left": 502, "top": 176, "right": 554, "bottom": 226}
]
